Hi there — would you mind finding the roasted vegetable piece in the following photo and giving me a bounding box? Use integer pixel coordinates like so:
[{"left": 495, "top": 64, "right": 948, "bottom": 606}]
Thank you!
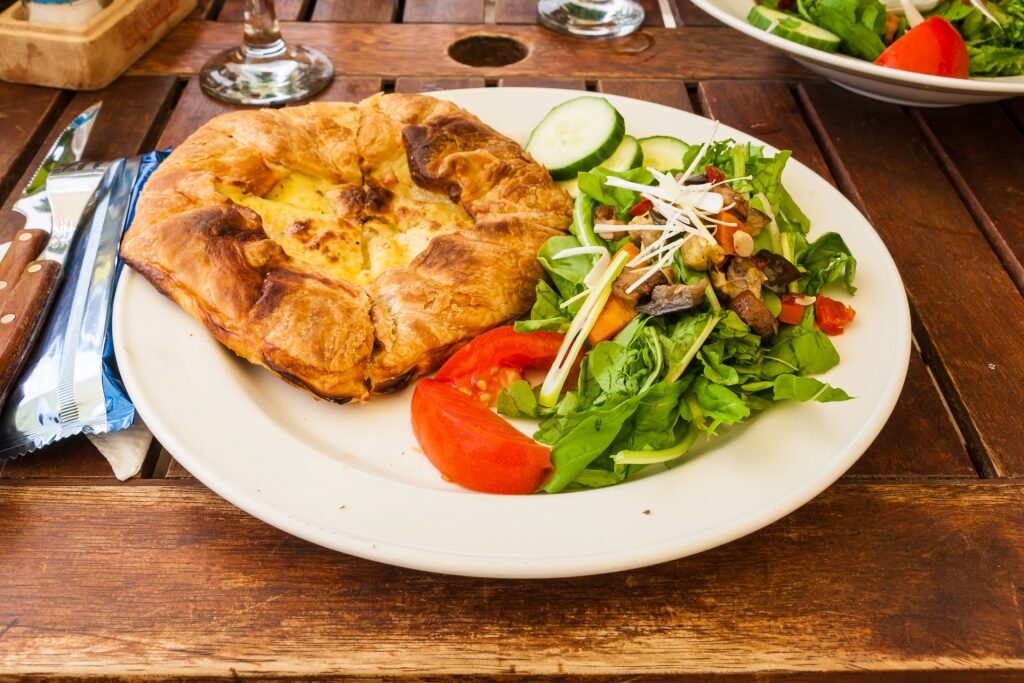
[
  {"left": 729, "top": 290, "right": 779, "bottom": 340},
  {"left": 711, "top": 256, "right": 768, "bottom": 299},
  {"left": 636, "top": 279, "right": 708, "bottom": 316},
  {"left": 755, "top": 249, "right": 802, "bottom": 291},
  {"left": 778, "top": 293, "right": 808, "bottom": 325},
  {"left": 682, "top": 235, "right": 725, "bottom": 271},
  {"left": 614, "top": 267, "right": 668, "bottom": 306}
]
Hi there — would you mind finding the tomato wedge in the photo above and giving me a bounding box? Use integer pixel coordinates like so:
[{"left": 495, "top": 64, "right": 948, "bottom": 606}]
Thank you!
[
  {"left": 874, "top": 17, "right": 969, "bottom": 79},
  {"left": 411, "top": 378, "right": 553, "bottom": 494},
  {"left": 815, "top": 295, "right": 856, "bottom": 336},
  {"left": 435, "top": 326, "right": 564, "bottom": 406}
]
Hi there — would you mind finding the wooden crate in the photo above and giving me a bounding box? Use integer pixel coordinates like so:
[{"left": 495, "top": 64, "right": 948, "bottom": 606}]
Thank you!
[{"left": 0, "top": 0, "right": 196, "bottom": 90}]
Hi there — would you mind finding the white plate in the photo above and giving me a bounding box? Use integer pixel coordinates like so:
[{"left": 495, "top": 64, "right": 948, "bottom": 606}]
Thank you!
[
  {"left": 113, "top": 88, "right": 910, "bottom": 578},
  {"left": 692, "top": 0, "right": 1024, "bottom": 106}
]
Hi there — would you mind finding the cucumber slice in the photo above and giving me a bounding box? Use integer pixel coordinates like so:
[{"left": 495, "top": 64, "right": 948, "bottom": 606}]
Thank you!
[
  {"left": 598, "top": 135, "right": 643, "bottom": 172},
  {"left": 638, "top": 136, "right": 690, "bottom": 172},
  {"left": 557, "top": 136, "right": 640, "bottom": 198},
  {"left": 747, "top": 6, "right": 841, "bottom": 53},
  {"left": 526, "top": 96, "right": 625, "bottom": 181}
]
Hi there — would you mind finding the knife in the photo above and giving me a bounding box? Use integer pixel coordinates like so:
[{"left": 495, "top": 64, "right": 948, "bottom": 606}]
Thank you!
[{"left": 0, "top": 104, "right": 104, "bottom": 409}]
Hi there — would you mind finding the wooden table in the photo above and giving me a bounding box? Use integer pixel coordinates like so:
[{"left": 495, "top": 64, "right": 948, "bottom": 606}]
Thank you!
[{"left": 1, "top": 1, "right": 1023, "bottom": 680}]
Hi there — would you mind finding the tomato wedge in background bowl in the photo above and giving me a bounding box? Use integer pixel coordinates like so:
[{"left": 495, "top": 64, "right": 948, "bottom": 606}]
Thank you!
[
  {"left": 874, "top": 17, "right": 970, "bottom": 79},
  {"left": 412, "top": 326, "right": 563, "bottom": 494}
]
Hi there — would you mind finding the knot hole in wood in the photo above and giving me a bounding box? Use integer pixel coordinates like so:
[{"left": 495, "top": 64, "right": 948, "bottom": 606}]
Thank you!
[{"left": 447, "top": 35, "right": 528, "bottom": 67}]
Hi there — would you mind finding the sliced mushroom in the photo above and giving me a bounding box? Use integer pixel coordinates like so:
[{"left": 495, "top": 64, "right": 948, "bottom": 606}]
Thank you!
[
  {"left": 728, "top": 289, "right": 779, "bottom": 340},
  {"left": 744, "top": 207, "right": 770, "bottom": 235},
  {"left": 595, "top": 204, "right": 629, "bottom": 241},
  {"left": 755, "top": 249, "right": 801, "bottom": 291},
  {"left": 682, "top": 172, "right": 708, "bottom": 186},
  {"left": 594, "top": 205, "right": 619, "bottom": 223},
  {"left": 710, "top": 256, "right": 767, "bottom": 299},
  {"left": 636, "top": 279, "right": 708, "bottom": 316},
  {"left": 682, "top": 235, "right": 726, "bottom": 271},
  {"left": 712, "top": 186, "right": 767, "bottom": 236},
  {"left": 614, "top": 267, "right": 668, "bottom": 307}
]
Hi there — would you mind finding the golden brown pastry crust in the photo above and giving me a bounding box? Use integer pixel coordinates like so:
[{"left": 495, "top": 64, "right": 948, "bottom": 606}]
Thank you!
[{"left": 121, "top": 93, "right": 572, "bottom": 401}]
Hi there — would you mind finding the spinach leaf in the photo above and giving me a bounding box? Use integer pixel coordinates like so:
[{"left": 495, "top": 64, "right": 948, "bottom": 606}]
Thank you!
[
  {"left": 801, "top": 232, "right": 857, "bottom": 295},
  {"left": 762, "top": 328, "right": 840, "bottom": 378},
  {"left": 772, "top": 374, "right": 852, "bottom": 402},
  {"left": 694, "top": 377, "right": 751, "bottom": 434},
  {"left": 587, "top": 341, "right": 645, "bottom": 396},
  {"left": 700, "top": 340, "right": 741, "bottom": 386},
  {"left": 577, "top": 167, "right": 655, "bottom": 219},
  {"left": 515, "top": 280, "right": 570, "bottom": 333},
  {"left": 616, "top": 381, "right": 688, "bottom": 451},
  {"left": 537, "top": 235, "right": 591, "bottom": 298},
  {"left": 496, "top": 380, "right": 545, "bottom": 419},
  {"left": 542, "top": 393, "right": 647, "bottom": 493}
]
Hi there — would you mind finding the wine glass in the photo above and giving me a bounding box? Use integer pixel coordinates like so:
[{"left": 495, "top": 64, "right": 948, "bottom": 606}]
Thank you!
[
  {"left": 200, "top": 0, "right": 333, "bottom": 106},
  {"left": 538, "top": 0, "right": 645, "bottom": 38}
]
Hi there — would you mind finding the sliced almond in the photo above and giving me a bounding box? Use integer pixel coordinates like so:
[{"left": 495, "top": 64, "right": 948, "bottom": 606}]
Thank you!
[
  {"left": 733, "top": 230, "right": 754, "bottom": 257},
  {"left": 795, "top": 295, "right": 817, "bottom": 306}
]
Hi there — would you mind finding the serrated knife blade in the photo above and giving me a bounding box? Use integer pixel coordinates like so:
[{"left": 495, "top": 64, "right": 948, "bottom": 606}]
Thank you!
[{"left": 10, "top": 102, "right": 103, "bottom": 237}]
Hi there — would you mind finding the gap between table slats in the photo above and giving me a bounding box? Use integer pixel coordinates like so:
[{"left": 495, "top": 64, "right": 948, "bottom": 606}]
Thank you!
[
  {"left": 798, "top": 83, "right": 1024, "bottom": 479},
  {"left": 911, "top": 106, "right": 1024, "bottom": 295}
]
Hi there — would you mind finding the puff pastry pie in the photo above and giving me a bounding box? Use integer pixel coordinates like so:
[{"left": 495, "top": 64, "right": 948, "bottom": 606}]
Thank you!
[{"left": 121, "top": 93, "right": 572, "bottom": 401}]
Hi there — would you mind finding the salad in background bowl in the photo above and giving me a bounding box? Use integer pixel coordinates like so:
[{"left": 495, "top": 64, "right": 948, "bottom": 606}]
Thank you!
[
  {"left": 690, "top": 0, "right": 1024, "bottom": 105},
  {"left": 747, "top": 0, "right": 1024, "bottom": 78}
]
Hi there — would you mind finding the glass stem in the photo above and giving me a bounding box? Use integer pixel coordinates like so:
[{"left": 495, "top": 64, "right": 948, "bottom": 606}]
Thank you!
[{"left": 242, "top": 0, "right": 287, "bottom": 59}]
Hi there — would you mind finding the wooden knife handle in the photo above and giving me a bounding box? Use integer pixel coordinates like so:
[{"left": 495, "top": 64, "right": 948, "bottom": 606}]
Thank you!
[
  {"left": 0, "top": 259, "right": 61, "bottom": 410},
  {"left": 0, "top": 229, "right": 49, "bottom": 310}
]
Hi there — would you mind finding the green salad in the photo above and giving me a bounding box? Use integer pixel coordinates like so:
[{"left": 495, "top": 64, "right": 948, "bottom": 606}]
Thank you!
[
  {"left": 498, "top": 96, "right": 859, "bottom": 493},
  {"left": 747, "top": 0, "right": 1024, "bottom": 78}
]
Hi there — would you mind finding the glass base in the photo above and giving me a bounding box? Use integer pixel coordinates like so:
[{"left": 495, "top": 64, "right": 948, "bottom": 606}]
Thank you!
[
  {"left": 538, "top": 0, "right": 645, "bottom": 38},
  {"left": 199, "top": 42, "right": 334, "bottom": 106}
]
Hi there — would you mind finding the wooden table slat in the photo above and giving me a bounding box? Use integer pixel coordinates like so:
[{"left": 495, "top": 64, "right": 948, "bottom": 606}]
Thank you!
[
  {"left": 0, "top": 83, "right": 66, "bottom": 209},
  {"left": 394, "top": 77, "right": 487, "bottom": 93},
  {"left": 0, "top": 436, "right": 119, "bottom": 479},
  {"left": 310, "top": 0, "right": 397, "bottom": 21},
  {"left": 132, "top": 24, "right": 816, "bottom": 81},
  {"left": 799, "top": 83, "right": 1024, "bottom": 478},
  {"left": 0, "top": 483, "right": 1020, "bottom": 678},
  {"left": 915, "top": 105, "right": 1024, "bottom": 293},
  {"left": 402, "top": 0, "right": 485, "bottom": 23},
  {"left": 498, "top": 77, "right": 587, "bottom": 89},
  {"left": 598, "top": 78, "right": 693, "bottom": 111},
  {"left": 676, "top": 0, "right": 721, "bottom": 25}
]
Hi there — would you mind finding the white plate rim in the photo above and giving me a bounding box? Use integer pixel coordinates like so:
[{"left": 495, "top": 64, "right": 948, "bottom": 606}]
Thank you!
[
  {"left": 113, "top": 87, "right": 912, "bottom": 578},
  {"left": 691, "top": 0, "right": 1024, "bottom": 95}
]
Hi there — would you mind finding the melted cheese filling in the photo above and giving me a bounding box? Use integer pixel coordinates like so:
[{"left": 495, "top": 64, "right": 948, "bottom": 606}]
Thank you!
[{"left": 221, "top": 170, "right": 472, "bottom": 286}]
